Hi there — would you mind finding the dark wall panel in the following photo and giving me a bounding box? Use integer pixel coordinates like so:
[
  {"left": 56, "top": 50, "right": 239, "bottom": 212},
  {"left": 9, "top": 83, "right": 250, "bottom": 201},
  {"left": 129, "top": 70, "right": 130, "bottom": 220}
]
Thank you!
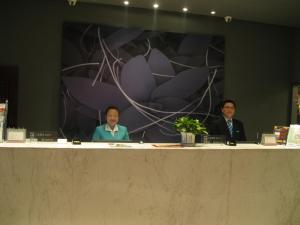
[
  {"left": 0, "top": 66, "right": 18, "bottom": 127},
  {"left": 0, "top": 0, "right": 295, "bottom": 140}
]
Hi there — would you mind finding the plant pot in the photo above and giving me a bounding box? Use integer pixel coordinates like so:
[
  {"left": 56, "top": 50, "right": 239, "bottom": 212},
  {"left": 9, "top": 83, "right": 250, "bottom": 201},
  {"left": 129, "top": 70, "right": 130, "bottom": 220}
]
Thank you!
[{"left": 181, "top": 132, "right": 195, "bottom": 147}]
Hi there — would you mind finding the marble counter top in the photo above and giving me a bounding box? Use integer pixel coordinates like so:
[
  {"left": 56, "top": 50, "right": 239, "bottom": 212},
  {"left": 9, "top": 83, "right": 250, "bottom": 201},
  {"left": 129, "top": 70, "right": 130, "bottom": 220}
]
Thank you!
[
  {"left": 1, "top": 142, "right": 300, "bottom": 225},
  {"left": 0, "top": 141, "right": 298, "bottom": 150}
]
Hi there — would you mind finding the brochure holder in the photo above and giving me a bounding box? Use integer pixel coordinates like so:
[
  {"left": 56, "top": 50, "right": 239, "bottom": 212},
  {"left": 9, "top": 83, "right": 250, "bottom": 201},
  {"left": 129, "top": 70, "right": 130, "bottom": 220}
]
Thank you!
[
  {"left": 0, "top": 100, "right": 8, "bottom": 142},
  {"left": 286, "top": 124, "right": 300, "bottom": 146}
]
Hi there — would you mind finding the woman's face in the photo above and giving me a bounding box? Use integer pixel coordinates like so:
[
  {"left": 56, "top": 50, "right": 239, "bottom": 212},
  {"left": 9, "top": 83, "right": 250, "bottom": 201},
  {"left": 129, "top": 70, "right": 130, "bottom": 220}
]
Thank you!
[{"left": 106, "top": 109, "right": 119, "bottom": 128}]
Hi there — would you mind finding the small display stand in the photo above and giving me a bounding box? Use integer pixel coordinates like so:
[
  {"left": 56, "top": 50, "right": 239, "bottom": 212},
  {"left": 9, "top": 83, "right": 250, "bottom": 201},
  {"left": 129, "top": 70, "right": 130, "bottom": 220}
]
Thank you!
[
  {"left": 286, "top": 124, "right": 300, "bottom": 146},
  {"left": 0, "top": 100, "right": 8, "bottom": 143},
  {"left": 273, "top": 126, "right": 289, "bottom": 144},
  {"left": 261, "top": 134, "right": 277, "bottom": 146},
  {"left": 32, "top": 131, "right": 58, "bottom": 142},
  {"left": 7, "top": 128, "right": 26, "bottom": 143}
]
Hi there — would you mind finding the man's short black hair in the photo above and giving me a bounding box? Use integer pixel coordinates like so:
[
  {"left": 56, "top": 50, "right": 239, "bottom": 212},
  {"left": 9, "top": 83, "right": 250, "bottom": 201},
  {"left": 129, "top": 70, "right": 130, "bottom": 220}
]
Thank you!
[
  {"left": 221, "top": 99, "right": 237, "bottom": 108},
  {"left": 105, "top": 106, "right": 120, "bottom": 115}
]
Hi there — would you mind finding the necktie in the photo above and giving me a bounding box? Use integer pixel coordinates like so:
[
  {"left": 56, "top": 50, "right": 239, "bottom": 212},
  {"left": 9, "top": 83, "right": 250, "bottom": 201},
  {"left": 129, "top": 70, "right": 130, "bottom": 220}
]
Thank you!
[{"left": 227, "top": 120, "right": 233, "bottom": 137}]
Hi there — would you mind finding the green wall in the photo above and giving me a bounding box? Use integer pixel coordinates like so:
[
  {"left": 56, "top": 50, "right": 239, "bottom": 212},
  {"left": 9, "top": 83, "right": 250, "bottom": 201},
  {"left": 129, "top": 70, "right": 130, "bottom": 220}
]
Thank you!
[{"left": 0, "top": 0, "right": 296, "bottom": 140}]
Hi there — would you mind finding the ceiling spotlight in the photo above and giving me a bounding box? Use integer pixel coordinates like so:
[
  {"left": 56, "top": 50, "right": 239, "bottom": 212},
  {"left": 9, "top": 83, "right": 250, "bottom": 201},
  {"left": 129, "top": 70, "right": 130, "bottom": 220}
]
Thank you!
[
  {"left": 210, "top": 11, "right": 216, "bottom": 15},
  {"left": 224, "top": 16, "right": 233, "bottom": 23},
  {"left": 67, "top": 0, "right": 77, "bottom": 6},
  {"left": 123, "top": 1, "right": 129, "bottom": 5},
  {"left": 182, "top": 7, "right": 188, "bottom": 12},
  {"left": 153, "top": 3, "right": 159, "bottom": 9}
]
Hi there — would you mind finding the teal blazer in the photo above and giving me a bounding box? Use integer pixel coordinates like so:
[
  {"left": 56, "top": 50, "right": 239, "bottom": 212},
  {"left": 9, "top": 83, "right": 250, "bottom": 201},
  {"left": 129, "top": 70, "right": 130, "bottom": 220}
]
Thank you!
[{"left": 92, "top": 124, "right": 130, "bottom": 141}]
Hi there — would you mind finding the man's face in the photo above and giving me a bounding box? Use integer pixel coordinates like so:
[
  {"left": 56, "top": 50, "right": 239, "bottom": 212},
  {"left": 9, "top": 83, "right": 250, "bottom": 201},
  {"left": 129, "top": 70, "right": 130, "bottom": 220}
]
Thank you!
[
  {"left": 106, "top": 109, "right": 119, "bottom": 128},
  {"left": 222, "top": 102, "right": 235, "bottom": 119}
]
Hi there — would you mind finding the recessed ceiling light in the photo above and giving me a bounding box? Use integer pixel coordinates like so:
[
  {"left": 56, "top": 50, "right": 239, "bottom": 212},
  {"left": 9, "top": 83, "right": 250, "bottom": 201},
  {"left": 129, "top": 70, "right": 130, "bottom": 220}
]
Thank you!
[
  {"left": 182, "top": 7, "right": 188, "bottom": 12},
  {"left": 153, "top": 3, "right": 159, "bottom": 9},
  {"left": 210, "top": 11, "right": 216, "bottom": 15},
  {"left": 123, "top": 1, "right": 129, "bottom": 5}
]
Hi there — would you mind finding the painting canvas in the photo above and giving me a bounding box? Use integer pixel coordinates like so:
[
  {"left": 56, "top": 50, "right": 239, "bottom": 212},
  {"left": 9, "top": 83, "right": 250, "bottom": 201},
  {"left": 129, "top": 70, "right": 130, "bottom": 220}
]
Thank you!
[{"left": 60, "top": 22, "right": 225, "bottom": 142}]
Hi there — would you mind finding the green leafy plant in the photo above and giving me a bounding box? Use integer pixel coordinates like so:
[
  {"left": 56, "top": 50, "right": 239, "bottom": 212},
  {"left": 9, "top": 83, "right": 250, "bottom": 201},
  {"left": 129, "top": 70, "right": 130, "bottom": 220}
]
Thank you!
[{"left": 174, "top": 116, "right": 208, "bottom": 135}]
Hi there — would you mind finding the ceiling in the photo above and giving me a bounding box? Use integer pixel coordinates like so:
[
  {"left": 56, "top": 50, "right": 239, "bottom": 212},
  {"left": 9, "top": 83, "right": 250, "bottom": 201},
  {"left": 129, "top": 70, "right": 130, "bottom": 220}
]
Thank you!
[{"left": 79, "top": 0, "right": 300, "bottom": 28}]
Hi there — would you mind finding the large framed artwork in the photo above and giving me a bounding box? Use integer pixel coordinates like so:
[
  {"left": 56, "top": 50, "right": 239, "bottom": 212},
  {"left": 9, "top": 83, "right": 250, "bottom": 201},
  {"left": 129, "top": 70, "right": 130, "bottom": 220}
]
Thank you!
[{"left": 60, "top": 22, "right": 225, "bottom": 142}]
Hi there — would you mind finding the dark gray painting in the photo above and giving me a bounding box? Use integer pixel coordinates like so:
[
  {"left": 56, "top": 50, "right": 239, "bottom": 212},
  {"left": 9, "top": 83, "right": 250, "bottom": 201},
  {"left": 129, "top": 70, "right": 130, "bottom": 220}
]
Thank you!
[{"left": 60, "top": 22, "right": 225, "bottom": 142}]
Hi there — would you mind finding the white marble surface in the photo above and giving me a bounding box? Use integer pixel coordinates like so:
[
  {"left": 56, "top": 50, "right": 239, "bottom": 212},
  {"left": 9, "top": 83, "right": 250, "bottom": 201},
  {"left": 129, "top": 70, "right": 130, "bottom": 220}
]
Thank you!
[
  {"left": 1, "top": 142, "right": 300, "bottom": 225},
  {"left": 0, "top": 141, "right": 297, "bottom": 150}
]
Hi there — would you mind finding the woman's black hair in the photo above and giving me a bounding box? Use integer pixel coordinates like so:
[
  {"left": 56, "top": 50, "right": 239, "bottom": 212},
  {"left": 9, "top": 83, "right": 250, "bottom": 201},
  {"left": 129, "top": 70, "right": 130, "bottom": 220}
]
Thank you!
[
  {"left": 105, "top": 106, "right": 120, "bottom": 115},
  {"left": 220, "top": 99, "right": 237, "bottom": 108}
]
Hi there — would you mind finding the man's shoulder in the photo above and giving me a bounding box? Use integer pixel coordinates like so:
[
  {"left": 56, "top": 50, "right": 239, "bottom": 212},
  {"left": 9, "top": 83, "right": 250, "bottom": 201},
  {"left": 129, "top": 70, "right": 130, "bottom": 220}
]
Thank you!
[
  {"left": 212, "top": 117, "right": 226, "bottom": 124},
  {"left": 233, "top": 118, "right": 244, "bottom": 126},
  {"left": 209, "top": 117, "right": 226, "bottom": 131}
]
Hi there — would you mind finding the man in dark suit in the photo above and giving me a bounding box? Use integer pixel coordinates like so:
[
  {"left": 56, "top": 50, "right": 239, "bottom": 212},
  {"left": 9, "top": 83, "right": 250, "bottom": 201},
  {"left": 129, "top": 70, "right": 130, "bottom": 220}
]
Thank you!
[{"left": 209, "top": 99, "right": 246, "bottom": 142}]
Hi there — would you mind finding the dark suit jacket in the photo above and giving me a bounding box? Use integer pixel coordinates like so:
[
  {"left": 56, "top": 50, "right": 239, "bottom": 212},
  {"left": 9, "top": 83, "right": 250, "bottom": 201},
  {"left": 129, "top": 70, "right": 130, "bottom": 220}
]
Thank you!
[{"left": 209, "top": 117, "right": 246, "bottom": 142}]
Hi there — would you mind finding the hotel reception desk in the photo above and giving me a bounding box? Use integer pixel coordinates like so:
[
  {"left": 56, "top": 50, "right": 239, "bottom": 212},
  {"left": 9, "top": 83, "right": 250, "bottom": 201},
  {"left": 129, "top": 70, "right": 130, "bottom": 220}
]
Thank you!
[{"left": 1, "top": 142, "right": 300, "bottom": 225}]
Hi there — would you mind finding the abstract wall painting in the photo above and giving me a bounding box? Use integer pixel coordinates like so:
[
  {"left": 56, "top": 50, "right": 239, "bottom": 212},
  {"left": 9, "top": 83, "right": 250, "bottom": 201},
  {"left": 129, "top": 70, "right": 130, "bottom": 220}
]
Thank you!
[{"left": 60, "top": 22, "right": 225, "bottom": 142}]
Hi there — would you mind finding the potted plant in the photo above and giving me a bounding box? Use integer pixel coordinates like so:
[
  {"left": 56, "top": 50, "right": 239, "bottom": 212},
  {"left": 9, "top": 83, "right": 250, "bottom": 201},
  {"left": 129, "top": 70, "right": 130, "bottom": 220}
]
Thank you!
[{"left": 174, "top": 116, "right": 208, "bottom": 146}]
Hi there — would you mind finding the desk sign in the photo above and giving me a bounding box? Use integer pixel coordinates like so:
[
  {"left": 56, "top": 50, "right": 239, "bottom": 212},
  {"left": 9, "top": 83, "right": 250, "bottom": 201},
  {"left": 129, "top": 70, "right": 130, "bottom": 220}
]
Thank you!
[
  {"left": 0, "top": 120, "right": 3, "bottom": 143},
  {"left": 0, "top": 102, "right": 7, "bottom": 143},
  {"left": 57, "top": 139, "right": 67, "bottom": 144},
  {"left": 7, "top": 128, "right": 27, "bottom": 143},
  {"left": 261, "top": 134, "right": 277, "bottom": 146},
  {"left": 34, "top": 131, "right": 58, "bottom": 142},
  {"left": 273, "top": 126, "right": 289, "bottom": 144},
  {"left": 286, "top": 124, "right": 300, "bottom": 146}
]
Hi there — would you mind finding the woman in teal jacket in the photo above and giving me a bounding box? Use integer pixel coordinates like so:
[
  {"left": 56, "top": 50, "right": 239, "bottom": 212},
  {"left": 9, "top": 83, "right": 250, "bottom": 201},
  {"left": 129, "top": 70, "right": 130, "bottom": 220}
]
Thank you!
[{"left": 92, "top": 106, "right": 129, "bottom": 141}]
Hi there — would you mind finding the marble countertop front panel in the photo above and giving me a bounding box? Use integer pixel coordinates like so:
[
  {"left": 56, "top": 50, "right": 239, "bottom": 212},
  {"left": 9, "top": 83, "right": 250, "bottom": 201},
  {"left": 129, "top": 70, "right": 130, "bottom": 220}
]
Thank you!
[{"left": 0, "top": 143, "right": 300, "bottom": 225}]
